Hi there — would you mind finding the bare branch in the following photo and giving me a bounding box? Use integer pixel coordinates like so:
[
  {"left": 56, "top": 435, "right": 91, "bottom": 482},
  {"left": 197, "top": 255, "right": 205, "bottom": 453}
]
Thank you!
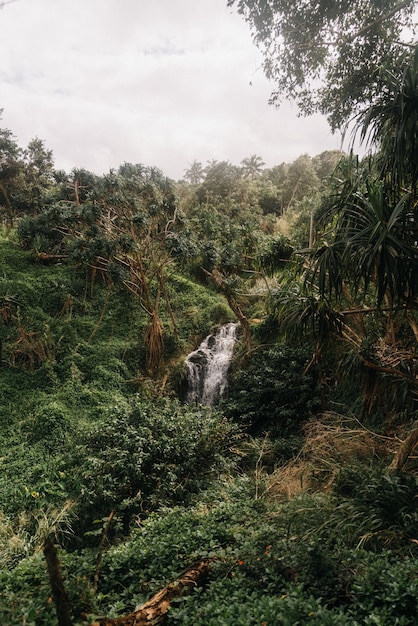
[
  {"left": 345, "top": 0, "right": 415, "bottom": 43},
  {"left": 0, "top": 0, "right": 19, "bottom": 9}
]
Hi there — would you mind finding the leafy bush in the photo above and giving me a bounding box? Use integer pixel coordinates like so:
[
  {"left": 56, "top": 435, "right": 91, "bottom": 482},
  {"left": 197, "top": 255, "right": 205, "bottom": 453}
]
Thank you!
[
  {"left": 65, "top": 396, "right": 238, "bottom": 535},
  {"left": 169, "top": 577, "right": 354, "bottom": 626},
  {"left": 223, "top": 344, "right": 322, "bottom": 437},
  {"left": 345, "top": 550, "right": 418, "bottom": 623},
  {"left": 1, "top": 474, "right": 417, "bottom": 624},
  {"left": 330, "top": 471, "right": 418, "bottom": 549},
  {"left": 24, "top": 399, "right": 73, "bottom": 453},
  {"left": 0, "top": 553, "right": 58, "bottom": 626}
]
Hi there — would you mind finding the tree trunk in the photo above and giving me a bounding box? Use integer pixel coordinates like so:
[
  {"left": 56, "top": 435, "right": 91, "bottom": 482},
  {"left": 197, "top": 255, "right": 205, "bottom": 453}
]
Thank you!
[
  {"left": 43, "top": 537, "right": 73, "bottom": 626},
  {"left": 97, "top": 560, "right": 211, "bottom": 626},
  {"left": 203, "top": 268, "right": 251, "bottom": 347},
  {"left": 388, "top": 427, "right": 418, "bottom": 473}
]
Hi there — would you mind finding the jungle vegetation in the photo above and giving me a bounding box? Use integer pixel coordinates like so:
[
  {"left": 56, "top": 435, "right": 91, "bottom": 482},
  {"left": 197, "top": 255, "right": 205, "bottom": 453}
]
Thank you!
[{"left": 0, "top": 21, "right": 418, "bottom": 626}]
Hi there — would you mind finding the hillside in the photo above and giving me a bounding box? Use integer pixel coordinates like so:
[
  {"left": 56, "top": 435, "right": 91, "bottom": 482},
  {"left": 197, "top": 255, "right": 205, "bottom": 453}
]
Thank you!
[
  {"left": 0, "top": 225, "right": 416, "bottom": 625},
  {"left": 0, "top": 107, "right": 417, "bottom": 623}
]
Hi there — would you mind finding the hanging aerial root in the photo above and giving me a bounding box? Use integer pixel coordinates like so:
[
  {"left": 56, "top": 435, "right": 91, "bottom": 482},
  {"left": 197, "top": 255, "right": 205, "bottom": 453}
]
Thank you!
[{"left": 145, "top": 313, "right": 164, "bottom": 374}]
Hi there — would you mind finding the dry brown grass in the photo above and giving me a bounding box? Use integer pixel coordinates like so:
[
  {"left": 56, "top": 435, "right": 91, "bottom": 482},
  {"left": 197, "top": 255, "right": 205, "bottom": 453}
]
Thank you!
[
  {"left": 9, "top": 324, "right": 54, "bottom": 370},
  {"left": 264, "top": 412, "right": 391, "bottom": 502}
]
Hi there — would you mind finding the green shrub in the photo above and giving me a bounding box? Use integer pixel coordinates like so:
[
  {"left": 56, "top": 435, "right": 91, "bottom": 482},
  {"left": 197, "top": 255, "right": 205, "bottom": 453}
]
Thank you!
[
  {"left": 223, "top": 344, "right": 322, "bottom": 437},
  {"left": 169, "top": 578, "right": 354, "bottom": 626},
  {"left": 2, "top": 476, "right": 417, "bottom": 624},
  {"left": 65, "top": 397, "right": 238, "bottom": 535},
  {"left": 345, "top": 550, "right": 418, "bottom": 624},
  {"left": 0, "top": 553, "right": 58, "bottom": 626},
  {"left": 24, "top": 399, "right": 73, "bottom": 453},
  {"left": 330, "top": 471, "right": 418, "bottom": 549}
]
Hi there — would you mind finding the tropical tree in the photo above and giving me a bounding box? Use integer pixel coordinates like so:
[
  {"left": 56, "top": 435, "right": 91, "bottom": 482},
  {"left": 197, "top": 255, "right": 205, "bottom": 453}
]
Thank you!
[
  {"left": 13, "top": 137, "right": 55, "bottom": 215},
  {"left": 312, "top": 150, "right": 345, "bottom": 181},
  {"left": 183, "top": 160, "right": 204, "bottom": 184},
  {"left": 204, "top": 159, "right": 219, "bottom": 174},
  {"left": 256, "top": 45, "right": 418, "bottom": 427},
  {"left": 0, "top": 125, "right": 57, "bottom": 223},
  {"left": 241, "top": 154, "right": 265, "bottom": 177},
  {"left": 261, "top": 153, "right": 338, "bottom": 216},
  {"left": 355, "top": 46, "right": 418, "bottom": 198},
  {"left": 0, "top": 124, "right": 22, "bottom": 224},
  {"left": 283, "top": 154, "right": 321, "bottom": 211},
  {"left": 311, "top": 49, "right": 418, "bottom": 314},
  {"left": 228, "top": 0, "right": 417, "bottom": 129},
  {"left": 273, "top": 73, "right": 418, "bottom": 411},
  {"left": 310, "top": 162, "right": 417, "bottom": 311},
  {"left": 254, "top": 177, "right": 281, "bottom": 216},
  {"left": 78, "top": 164, "right": 182, "bottom": 374},
  {"left": 18, "top": 164, "right": 184, "bottom": 375},
  {"left": 198, "top": 160, "right": 243, "bottom": 202}
]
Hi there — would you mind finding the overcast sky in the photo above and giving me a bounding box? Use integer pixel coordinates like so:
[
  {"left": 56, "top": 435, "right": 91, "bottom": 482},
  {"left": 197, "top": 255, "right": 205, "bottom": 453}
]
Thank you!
[{"left": 0, "top": 0, "right": 343, "bottom": 180}]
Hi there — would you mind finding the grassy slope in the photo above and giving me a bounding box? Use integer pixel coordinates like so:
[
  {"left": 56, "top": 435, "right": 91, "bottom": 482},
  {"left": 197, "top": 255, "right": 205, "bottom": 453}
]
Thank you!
[
  {"left": 0, "top": 233, "right": 233, "bottom": 518},
  {"left": 0, "top": 233, "right": 231, "bottom": 407}
]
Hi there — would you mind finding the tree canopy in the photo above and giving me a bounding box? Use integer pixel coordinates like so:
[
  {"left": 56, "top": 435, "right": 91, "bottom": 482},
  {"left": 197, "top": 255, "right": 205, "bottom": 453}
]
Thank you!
[{"left": 228, "top": 0, "right": 417, "bottom": 130}]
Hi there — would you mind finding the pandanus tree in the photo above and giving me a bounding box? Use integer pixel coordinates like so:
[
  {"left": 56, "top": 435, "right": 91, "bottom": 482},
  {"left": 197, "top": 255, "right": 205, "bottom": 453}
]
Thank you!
[
  {"left": 310, "top": 159, "right": 417, "bottom": 312},
  {"left": 76, "top": 164, "right": 183, "bottom": 374},
  {"left": 310, "top": 49, "right": 418, "bottom": 317},
  {"left": 356, "top": 46, "right": 418, "bottom": 198},
  {"left": 272, "top": 49, "right": 418, "bottom": 420},
  {"left": 18, "top": 164, "right": 185, "bottom": 375}
]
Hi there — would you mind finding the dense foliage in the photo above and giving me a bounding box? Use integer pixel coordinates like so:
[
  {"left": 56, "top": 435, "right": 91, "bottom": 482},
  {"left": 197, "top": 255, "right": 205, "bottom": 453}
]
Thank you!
[
  {"left": 228, "top": 0, "right": 417, "bottom": 130},
  {"left": 224, "top": 344, "right": 322, "bottom": 438},
  {"left": 1, "top": 40, "right": 418, "bottom": 624}
]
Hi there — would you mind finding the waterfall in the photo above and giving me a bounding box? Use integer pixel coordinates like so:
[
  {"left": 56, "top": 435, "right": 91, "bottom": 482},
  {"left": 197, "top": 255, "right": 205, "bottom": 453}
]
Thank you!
[{"left": 185, "top": 323, "right": 238, "bottom": 406}]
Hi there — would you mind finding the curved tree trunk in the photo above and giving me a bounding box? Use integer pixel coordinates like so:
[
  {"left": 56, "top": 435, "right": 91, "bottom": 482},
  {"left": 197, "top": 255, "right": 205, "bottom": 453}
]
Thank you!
[{"left": 203, "top": 268, "right": 251, "bottom": 347}]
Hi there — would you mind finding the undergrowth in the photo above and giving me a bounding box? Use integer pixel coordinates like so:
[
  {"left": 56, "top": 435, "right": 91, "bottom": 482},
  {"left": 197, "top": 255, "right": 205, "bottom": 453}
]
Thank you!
[{"left": 0, "top": 233, "right": 417, "bottom": 625}]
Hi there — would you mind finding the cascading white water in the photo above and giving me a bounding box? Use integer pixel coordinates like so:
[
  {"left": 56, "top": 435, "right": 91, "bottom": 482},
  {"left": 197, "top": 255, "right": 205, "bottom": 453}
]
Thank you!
[{"left": 185, "top": 323, "right": 238, "bottom": 406}]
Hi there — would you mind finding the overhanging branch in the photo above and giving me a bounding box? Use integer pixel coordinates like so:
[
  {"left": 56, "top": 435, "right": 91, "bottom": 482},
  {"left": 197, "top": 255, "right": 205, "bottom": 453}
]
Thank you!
[{"left": 344, "top": 0, "right": 415, "bottom": 43}]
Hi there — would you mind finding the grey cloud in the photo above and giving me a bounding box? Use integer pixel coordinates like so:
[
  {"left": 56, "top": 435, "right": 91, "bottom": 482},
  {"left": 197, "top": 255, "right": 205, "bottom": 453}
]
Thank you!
[{"left": 0, "top": 0, "right": 342, "bottom": 179}]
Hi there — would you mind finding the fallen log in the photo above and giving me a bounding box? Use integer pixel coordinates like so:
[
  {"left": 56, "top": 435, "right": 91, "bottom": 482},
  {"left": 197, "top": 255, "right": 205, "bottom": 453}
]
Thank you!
[{"left": 95, "top": 559, "right": 211, "bottom": 626}]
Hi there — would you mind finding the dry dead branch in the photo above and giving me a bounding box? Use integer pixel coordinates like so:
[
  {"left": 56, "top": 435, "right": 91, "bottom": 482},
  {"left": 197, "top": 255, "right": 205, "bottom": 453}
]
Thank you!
[
  {"left": 388, "top": 426, "right": 418, "bottom": 473},
  {"left": 36, "top": 252, "right": 67, "bottom": 264},
  {"left": 55, "top": 295, "right": 73, "bottom": 321},
  {"left": 96, "top": 560, "right": 211, "bottom": 626},
  {"left": 9, "top": 325, "right": 53, "bottom": 370}
]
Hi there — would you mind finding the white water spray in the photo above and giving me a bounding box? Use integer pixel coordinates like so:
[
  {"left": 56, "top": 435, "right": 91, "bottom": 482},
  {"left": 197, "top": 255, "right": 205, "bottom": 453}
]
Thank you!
[{"left": 185, "top": 323, "right": 238, "bottom": 406}]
